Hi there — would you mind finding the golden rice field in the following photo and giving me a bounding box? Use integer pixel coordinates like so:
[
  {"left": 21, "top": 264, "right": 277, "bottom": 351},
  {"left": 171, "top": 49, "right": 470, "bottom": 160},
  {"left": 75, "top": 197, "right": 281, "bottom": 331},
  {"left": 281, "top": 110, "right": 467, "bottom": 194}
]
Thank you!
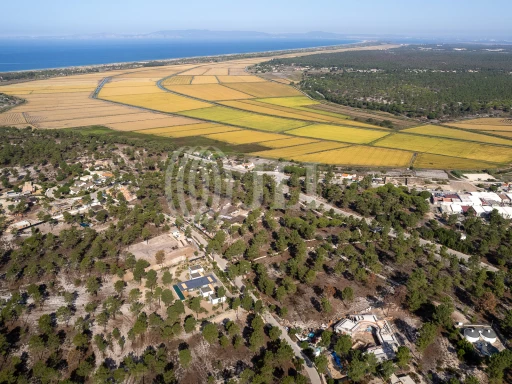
[
  {"left": 403, "top": 125, "right": 512, "bottom": 146},
  {"left": 288, "top": 124, "right": 391, "bottom": 144},
  {"left": 153, "top": 126, "right": 240, "bottom": 138},
  {"left": 223, "top": 82, "right": 302, "bottom": 98},
  {"left": 219, "top": 100, "right": 333, "bottom": 122},
  {"left": 217, "top": 75, "right": 265, "bottom": 83},
  {"left": 165, "top": 84, "right": 253, "bottom": 101},
  {"left": 448, "top": 118, "right": 512, "bottom": 131},
  {"left": 3, "top": 55, "right": 512, "bottom": 170},
  {"left": 413, "top": 153, "right": 498, "bottom": 169},
  {"left": 251, "top": 141, "right": 347, "bottom": 159},
  {"left": 260, "top": 137, "right": 319, "bottom": 148},
  {"left": 134, "top": 122, "right": 220, "bottom": 135},
  {"left": 191, "top": 76, "right": 219, "bottom": 84},
  {"left": 291, "top": 146, "right": 413, "bottom": 167},
  {"left": 205, "top": 130, "right": 289, "bottom": 145},
  {"left": 178, "top": 106, "right": 310, "bottom": 132},
  {"left": 257, "top": 96, "right": 319, "bottom": 107},
  {"left": 161, "top": 76, "right": 193, "bottom": 85},
  {"left": 0, "top": 112, "right": 27, "bottom": 125},
  {"left": 375, "top": 133, "right": 512, "bottom": 163},
  {"left": 99, "top": 89, "right": 212, "bottom": 113}
]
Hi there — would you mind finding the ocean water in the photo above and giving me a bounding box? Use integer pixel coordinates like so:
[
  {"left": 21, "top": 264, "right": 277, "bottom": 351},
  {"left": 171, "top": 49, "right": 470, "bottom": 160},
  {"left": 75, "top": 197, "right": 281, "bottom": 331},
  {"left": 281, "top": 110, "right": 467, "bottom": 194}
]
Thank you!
[{"left": 0, "top": 38, "right": 357, "bottom": 72}]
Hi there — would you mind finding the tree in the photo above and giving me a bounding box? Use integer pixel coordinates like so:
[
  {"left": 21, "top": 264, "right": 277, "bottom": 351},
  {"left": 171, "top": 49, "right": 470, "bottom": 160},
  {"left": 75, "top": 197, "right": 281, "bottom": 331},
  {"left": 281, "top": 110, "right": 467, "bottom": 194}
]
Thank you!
[
  {"left": 314, "top": 355, "right": 328, "bottom": 373},
  {"left": 334, "top": 334, "right": 352, "bottom": 356},
  {"left": 269, "top": 326, "right": 282, "bottom": 341},
  {"left": 161, "top": 289, "right": 174, "bottom": 307},
  {"left": 184, "top": 316, "right": 197, "bottom": 333},
  {"left": 179, "top": 349, "right": 192, "bottom": 368},
  {"left": 86, "top": 277, "right": 100, "bottom": 296},
  {"left": 380, "top": 360, "right": 396, "bottom": 381},
  {"left": 56, "top": 306, "right": 72, "bottom": 325},
  {"left": 202, "top": 323, "right": 218, "bottom": 344},
  {"left": 347, "top": 357, "right": 368, "bottom": 382},
  {"left": 155, "top": 250, "right": 165, "bottom": 266},
  {"left": 162, "top": 270, "right": 173, "bottom": 286},
  {"left": 396, "top": 346, "right": 412, "bottom": 368},
  {"left": 432, "top": 298, "right": 454, "bottom": 328},
  {"left": 114, "top": 280, "right": 125, "bottom": 297},
  {"left": 217, "top": 286, "right": 226, "bottom": 309},
  {"left": 416, "top": 322, "right": 438, "bottom": 352},
  {"left": 145, "top": 269, "right": 158, "bottom": 292},
  {"left": 342, "top": 286, "right": 354, "bottom": 302},
  {"left": 188, "top": 297, "right": 201, "bottom": 318},
  {"left": 321, "top": 297, "right": 332, "bottom": 313}
]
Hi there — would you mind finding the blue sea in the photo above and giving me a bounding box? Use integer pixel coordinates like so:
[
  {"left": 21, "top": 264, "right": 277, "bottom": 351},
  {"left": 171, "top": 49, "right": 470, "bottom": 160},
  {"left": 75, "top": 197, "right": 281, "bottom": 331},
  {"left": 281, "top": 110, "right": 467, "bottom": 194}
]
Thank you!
[{"left": 0, "top": 38, "right": 358, "bottom": 72}]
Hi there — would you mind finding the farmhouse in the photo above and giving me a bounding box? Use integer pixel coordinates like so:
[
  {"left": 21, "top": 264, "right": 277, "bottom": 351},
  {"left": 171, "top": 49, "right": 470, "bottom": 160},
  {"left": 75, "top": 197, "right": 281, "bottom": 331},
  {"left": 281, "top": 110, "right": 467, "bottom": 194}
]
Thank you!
[{"left": 177, "top": 275, "right": 217, "bottom": 293}]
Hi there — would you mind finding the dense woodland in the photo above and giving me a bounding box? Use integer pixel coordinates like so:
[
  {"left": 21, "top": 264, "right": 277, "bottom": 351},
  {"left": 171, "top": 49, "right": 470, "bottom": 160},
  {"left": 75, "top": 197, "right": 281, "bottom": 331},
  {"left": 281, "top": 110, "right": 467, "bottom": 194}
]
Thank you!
[
  {"left": 0, "top": 128, "right": 512, "bottom": 383},
  {"left": 260, "top": 46, "right": 512, "bottom": 119}
]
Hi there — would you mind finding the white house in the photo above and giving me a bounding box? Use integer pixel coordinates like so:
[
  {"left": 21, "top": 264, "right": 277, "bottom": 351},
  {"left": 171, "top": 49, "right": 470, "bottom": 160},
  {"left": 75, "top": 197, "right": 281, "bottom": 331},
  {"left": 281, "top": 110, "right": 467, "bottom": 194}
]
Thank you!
[{"left": 209, "top": 294, "right": 226, "bottom": 305}]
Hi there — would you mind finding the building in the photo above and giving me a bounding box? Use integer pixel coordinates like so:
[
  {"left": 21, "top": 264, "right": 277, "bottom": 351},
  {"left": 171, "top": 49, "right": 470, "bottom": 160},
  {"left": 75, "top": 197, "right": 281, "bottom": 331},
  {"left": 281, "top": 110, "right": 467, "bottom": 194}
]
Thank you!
[
  {"left": 462, "top": 325, "right": 501, "bottom": 357},
  {"left": 334, "top": 314, "right": 399, "bottom": 362},
  {"left": 177, "top": 275, "right": 217, "bottom": 293},
  {"left": 200, "top": 286, "right": 214, "bottom": 298},
  {"left": 189, "top": 265, "right": 204, "bottom": 274},
  {"left": 21, "top": 181, "right": 35, "bottom": 195},
  {"left": 209, "top": 294, "right": 226, "bottom": 305},
  {"left": 390, "top": 374, "right": 416, "bottom": 384}
]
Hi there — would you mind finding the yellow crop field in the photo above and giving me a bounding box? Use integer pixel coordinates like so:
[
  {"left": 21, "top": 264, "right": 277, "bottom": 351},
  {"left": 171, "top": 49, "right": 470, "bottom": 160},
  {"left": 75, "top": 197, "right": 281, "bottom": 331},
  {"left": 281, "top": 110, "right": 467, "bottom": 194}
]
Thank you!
[
  {"left": 261, "top": 137, "right": 319, "bottom": 148},
  {"left": 294, "top": 145, "right": 413, "bottom": 167},
  {"left": 166, "top": 84, "right": 253, "bottom": 101},
  {"left": 229, "top": 68, "right": 250, "bottom": 76},
  {"left": 224, "top": 82, "right": 302, "bottom": 98},
  {"left": 217, "top": 75, "right": 265, "bottom": 83},
  {"left": 203, "top": 68, "right": 229, "bottom": 76},
  {"left": 492, "top": 131, "right": 512, "bottom": 139},
  {"left": 293, "top": 146, "right": 413, "bottom": 167},
  {"left": 25, "top": 107, "right": 142, "bottom": 123},
  {"left": 191, "top": 76, "right": 219, "bottom": 84},
  {"left": 251, "top": 142, "right": 346, "bottom": 159},
  {"left": 258, "top": 96, "right": 320, "bottom": 107},
  {"left": 413, "top": 153, "right": 498, "bottom": 169},
  {"left": 178, "top": 67, "right": 210, "bottom": 76},
  {"left": 135, "top": 123, "right": 219, "bottom": 135},
  {"left": 375, "top": 133, "right": 512, "bottom": 163},
  {"left": 219, "top": 100, "right": 331, "bottom": 122},
  {"left": 36, "top": 112, "right": 173, "bottom": 129},
  {"left": 288, "top": 124, "right": 391, "bottom": 144},
  {"left": 99, "top": 85, "right": 162, "bottom": 97},
  {"left": 448, "top": 123, "right": 512, "bottom": 132},
  {"left": 100, "top": 90, "right": 212, "bottom": 113},
  {"left": 404, "top": 125, "right": 512, "bottom": 146},
  {"left": 0, "top": 112, "right": 27, "bottom": 125},
  {"left": 179, "top": 106, "right": 310, "bottom": 132},
  {"left": 451, "top": 118, "right": 512, "bottom": 127},
  {"left": 108, "top": 116, "right": 200, "bottom": 131},
  {"left": 157, "top": 126, "right": 240, "bottom": 138},
  {"left": 161, "top": 76, "right": 193, "bottom": 86},
  {"left": 205, "top": 130, "right": 290, "bottom": 145}
]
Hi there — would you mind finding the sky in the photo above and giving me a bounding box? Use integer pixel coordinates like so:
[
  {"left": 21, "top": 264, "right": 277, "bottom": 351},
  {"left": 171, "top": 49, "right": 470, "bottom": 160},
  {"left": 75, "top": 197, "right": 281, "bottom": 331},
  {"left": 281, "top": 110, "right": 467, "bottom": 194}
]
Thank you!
[{"left": 1, "top": 0, "right": 511, "bottom": 39}]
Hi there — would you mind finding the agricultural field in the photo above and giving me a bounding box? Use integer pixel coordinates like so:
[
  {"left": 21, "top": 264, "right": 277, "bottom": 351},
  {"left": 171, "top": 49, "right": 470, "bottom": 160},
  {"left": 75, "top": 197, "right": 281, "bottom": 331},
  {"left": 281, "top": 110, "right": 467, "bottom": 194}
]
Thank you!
[
  {"left": 413, "top": 153, "right": 498, "bottom": 169},
  {"left": 99, "top": 89, "right": 212, "bottom": 113},
  {"left": 0, "top": 112, "right": 27, "bottom": 126},
  {"left": 203, "top": 67, "right": 229, "bottom": 76},
  {"left": 165, "top": 84, "right": 253, "bottom": 101},
  {"left": 191, "top": 76, "right": 219, "bottom": 84},
  {"left": 134, "top": 123, "right": 224, "bottom": 135},
  {"left": 150, "top": 125, "right": 240, "bottom": 138},
  {"left": 223, "top": 82, "right": 303, "bottom": 98},
  {"left": 288, "top": 124, "right": 391, "bottom": 144},
  {"left": 251, "top": 141, "right": 346, "bottom": 159},
  {"left": 448, "top": 118, "right": 512, "bottom": 131},
  {"left": 403, "top": 125, "right": 512, "bottom": 146},
  {"left": 375, "top": 133, "right": 512, "bottom": 163},
  {"left": 205, "top": 130, "right": 290, "bottom": 145},
  {"left": 178, "top": 106, "right": 310, "bottom": 131},
  {"left": 108, "top": 116, "right": 200, "bottom": 131},
  {"left": 291, "top": 146, "right": 413, "bottom": 167},
  {"left": 258, "top": 137, "right": 319, "bottom": 148},
  {"left": 161, "top": 76, "right": 193, "bottom": 85},
  {"left": 217, "top": 75, "right": 265, "bottom": 83},
  {"left": 257, "top": 96, "right": 320, "bottom": 108}
]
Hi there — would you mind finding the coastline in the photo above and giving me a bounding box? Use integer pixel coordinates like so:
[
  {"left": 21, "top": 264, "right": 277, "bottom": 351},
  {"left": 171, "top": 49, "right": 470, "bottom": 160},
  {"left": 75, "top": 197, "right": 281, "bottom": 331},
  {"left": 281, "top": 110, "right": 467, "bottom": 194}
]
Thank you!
[{"left": 0, "top": 39, "right": 367, "bottom": 74}]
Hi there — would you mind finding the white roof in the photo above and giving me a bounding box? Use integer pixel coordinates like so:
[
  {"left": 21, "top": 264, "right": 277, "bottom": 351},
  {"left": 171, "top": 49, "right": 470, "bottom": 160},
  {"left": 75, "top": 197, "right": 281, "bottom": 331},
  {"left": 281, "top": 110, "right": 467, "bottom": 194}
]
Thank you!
[
  {"left": 473, "top": 206, "right": 486, "bottom": 214},
  {"left": 450, "top": 205, "right": 463, "bottom": 213},
  {"left": 506, "top": 193, "right": 512, "bottom": 200},
  {"left": 470, "top": 192, "right": 502, "bottom": 202},
  {"left": 483, "top": 206, "right": 494, "bottom": 213},
  {"left": 334, "top": 318, "right": 357, "bottom": 332}
]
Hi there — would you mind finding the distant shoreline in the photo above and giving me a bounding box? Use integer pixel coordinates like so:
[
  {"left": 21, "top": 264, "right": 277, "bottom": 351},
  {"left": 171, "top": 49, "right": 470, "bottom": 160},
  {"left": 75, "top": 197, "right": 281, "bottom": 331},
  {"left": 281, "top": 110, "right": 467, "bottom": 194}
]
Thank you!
[{"left": 0, "top": 39, "right": 366, "bottom": 74}]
